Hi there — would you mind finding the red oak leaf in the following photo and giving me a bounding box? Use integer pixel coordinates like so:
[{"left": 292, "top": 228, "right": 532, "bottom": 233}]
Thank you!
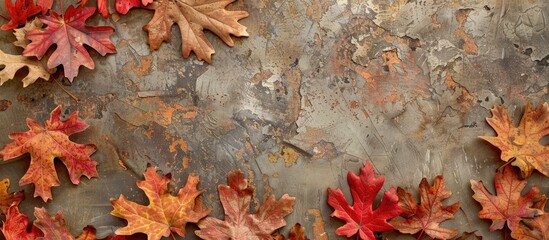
[
  {"left": 116, "top": 0, "right": 147, "bottom": 14},
  {"left": 81, "top": 0, "right": 109, "bottom": 18},
  {"left": 327, "top": 161, "right": 403, "bottom": 240},
  {"left": 0, "top": 106, "right": 98, "bottom": 202},
  {"left": 195, "top": 170, "right": 296, "bottom": 240},
  {"left": 98, "top": 0, "right": 108, "bottom": 18},
  {"left": 1, "top": 0, "right": 42, "bottom": 30},
  {"left": 37, "top": 0, "right": 53, "bottom": 13},
  {"left": 471, "top": 165, "right": 543, "bottom": 231},
  {"left": 1, "top": 206, "right": 43, "bottom": 240},
  {"left": 0, "top": 178, "right": 24, "bottom": 214},
  {"left": 23, "top": 6, "right": 116, "bottom": 81},
  {"left": 111, "top": 164, "right": 209, "bottom": 240},
  {"left": 390, "top": 176, "right": 460, "bottom": 239}
]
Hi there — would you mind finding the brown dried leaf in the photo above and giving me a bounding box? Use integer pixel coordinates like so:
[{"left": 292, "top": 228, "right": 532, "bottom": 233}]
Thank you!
[
  {"left": 0, "top": 49, "right": 54, "bottom": 87},
  {"left": 13, "top": 18, "right": 43, "bottom": 48},
  {"left": 144, "top": 0, "right": 249, "bottom": 63}
]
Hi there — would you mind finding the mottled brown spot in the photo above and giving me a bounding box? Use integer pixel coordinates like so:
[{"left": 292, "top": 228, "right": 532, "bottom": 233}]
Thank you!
[{"left": 0, "top": 100, "right": 11, "bottom": 111}]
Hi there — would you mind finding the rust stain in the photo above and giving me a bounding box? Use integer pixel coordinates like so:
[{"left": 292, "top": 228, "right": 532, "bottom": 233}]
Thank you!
[
  {"left": 454, "top": 9, "right": 478, "bottom": 55},
  {"left": 122, "top": 55, "right": 153, "bottom": 76},
  {"left": 349, "top": 100, "right": 359, "bottom": 109},
  {"left": 307, "top": 209, "right": 328, "bottom": 240},
  {"left": 169, "top": 138, "right": 190, "bottom": 169}
]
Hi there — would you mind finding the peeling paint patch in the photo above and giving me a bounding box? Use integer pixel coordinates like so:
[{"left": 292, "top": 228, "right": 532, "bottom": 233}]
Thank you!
[
  {"left": 454, "top": 9, "right": 478, "bottom": 55},
  {"left": 307, "top": 208, "right": 328, "bottom": 240},
  {"left": 268, "top": 145, "right": 301, "bottom": 167},
  {"left": 122, "top": 55, "right": 153, "bottom": 76}
]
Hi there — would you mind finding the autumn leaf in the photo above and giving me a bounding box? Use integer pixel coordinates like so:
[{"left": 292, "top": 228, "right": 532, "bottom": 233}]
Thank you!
[
  {"left": 143, "top": 0, "right": 249, "bottom": 63},
  {"left": 327, "top": 161, "right": 403, "bottom": 240},
  {"left": 37, "top": 0, "right": 53, "bottom": 13},
  {"left": 195, "top": 170, "right": 295, "bottom": 240},
  {"left": 390, "top": 175, "right": 460, "bottom": 240},
  {"left": 13, "top": 18, "right": 43, "bottom": 48},
  {"left": 80, "top": 0, "right": 109, "bottom": 18},
  {"left": 23, "top": 6, "right": 116, "bottom": 81},
  {"left": 115, "top": 0, "right": 143, "bottom": 14},
  {"left": 34, "top": 207, "right": 75, "bottom": 239},
  {"left": 273, "top": 223, "right": 310, "bottom": 240},
  {"left": 111, "top": 164, "right": 209, "bottom": 240},
  {"left": 0, "top": 106, "right": 98, "bottom": 202},
  {"left": 511, "top": 195, "right": 549, "bottom": 240},
  {"left": 455, "top": 231, "right": 483, "bottom": 240},
  {"left": 1, "top": 206, "right": 44, "bottom": 240},
  {"left": 471, "top": 165, "right": 543, "bottom": 232},
  {"left": 0, "top": 49, "right": 54, "bottom": 87},
  {"left": 1, "top": 0, "right": 42, "bottom": 30},
  {"left": 2, "top": 206, "right": 119, "bottom": 240},
  {"left": 0, "top": 178, "right": 24, "bottom": 214},
  {"left": 480, "top": 103, "right": 549, "bottom": 177}
]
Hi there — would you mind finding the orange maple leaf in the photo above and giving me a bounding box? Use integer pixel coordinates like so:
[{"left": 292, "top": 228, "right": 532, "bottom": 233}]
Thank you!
[
  {"left": 390, "top": 175, "right": 460, "bottom": 239},
  {"left": 111, "top": 164, "right": 209, "bottom": 240},
  {"left": 273, "top": 223, "right": 310, "bottom": 240},
  {"left": 480, "top": 102, "right": 549, "bottom": 177},
  {"left": 143, "top": 0, "right": 249, "bottom": 63},
  {"left": 471, "top": 165, "right": 543, "bottom": 232},
  {"left": 0, "top": 178, "right": 24, "bottom": 214},
  {"left": 195, "top": 170, "right": 295, "bottom": 240},
  {"left": 0, "top": 106, "right": 97, "bottom": 202},
  {"left": 511, "top": 194, "right": 549, "bottom": 240}
]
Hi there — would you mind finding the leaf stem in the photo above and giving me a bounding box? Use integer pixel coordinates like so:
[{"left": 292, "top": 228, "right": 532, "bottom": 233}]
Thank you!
[
  {"left": 58, "top": 0, "right": 64, "bottom": 13},
  {"left": 54, "top": 77, "right": 79, "bottom": 101},
  {"left": 416, "top": 229, "right": 425, "bottom": 240},
  {"left": 0, "top": 14, "right": 9, "bottom": 21}
]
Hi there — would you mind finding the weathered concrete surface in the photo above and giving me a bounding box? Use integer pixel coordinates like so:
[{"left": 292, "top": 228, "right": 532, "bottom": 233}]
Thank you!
[{"left": 0, "top": 0, "right": 548, "bottom": 239}]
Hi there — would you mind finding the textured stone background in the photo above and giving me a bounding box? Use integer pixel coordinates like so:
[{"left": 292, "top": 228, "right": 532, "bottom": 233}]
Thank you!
[{"left": 0, "top": 0, "right": 548, "bottom": 239}]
